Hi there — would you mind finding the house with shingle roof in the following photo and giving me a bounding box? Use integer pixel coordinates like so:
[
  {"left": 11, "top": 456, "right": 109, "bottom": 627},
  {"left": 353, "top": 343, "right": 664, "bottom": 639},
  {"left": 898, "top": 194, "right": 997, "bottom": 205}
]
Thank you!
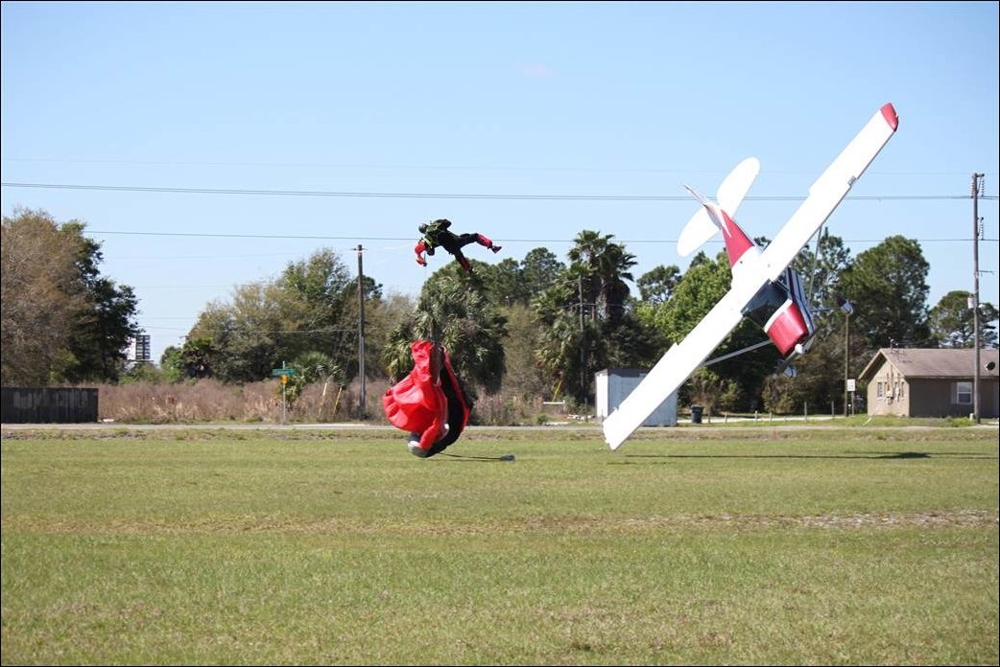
[{"left": 858, "top": 348, "right": 999, "bottom": 418}]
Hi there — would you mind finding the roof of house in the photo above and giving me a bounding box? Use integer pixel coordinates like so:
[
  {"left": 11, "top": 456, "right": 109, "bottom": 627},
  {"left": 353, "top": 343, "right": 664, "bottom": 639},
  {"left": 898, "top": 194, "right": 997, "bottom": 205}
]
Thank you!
[{"left": 859, "top": 348, "right": 1000, "bottom": 381}]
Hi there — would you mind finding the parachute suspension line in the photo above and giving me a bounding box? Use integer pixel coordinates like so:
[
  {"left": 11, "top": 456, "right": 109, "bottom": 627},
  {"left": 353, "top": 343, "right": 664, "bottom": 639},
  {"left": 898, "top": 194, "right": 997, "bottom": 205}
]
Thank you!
[{"left": 425, "top": 316, "right": 442, "bottom": 345}]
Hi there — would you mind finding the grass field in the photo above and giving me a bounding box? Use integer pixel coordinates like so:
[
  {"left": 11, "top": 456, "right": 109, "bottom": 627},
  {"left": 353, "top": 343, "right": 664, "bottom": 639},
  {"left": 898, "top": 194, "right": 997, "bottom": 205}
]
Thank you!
[{"left": 2, "top": 423, "right": 997, "bottom": 665}]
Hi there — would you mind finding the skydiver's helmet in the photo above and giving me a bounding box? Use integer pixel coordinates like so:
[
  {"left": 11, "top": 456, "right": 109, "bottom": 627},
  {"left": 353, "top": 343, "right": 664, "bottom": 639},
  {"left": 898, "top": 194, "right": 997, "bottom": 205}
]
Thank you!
[{"left": 418, "top": 223, "right": 428, "bottom": 233}]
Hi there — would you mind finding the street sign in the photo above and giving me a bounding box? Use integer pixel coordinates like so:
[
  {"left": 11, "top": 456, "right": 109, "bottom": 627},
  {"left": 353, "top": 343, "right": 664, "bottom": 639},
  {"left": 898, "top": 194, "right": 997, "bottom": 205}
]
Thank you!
[{"left": 271, "top": 368, "right": 296, "bottom": 377}]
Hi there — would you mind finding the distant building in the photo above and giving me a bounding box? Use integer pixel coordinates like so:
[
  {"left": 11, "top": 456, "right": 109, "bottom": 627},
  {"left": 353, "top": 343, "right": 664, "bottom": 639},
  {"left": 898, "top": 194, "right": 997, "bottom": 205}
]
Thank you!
[
  {"left": 1, "top": 387, "right": 99, "bottom": 424},
  {"left": 595, "top": 368, "right": 678, "bottom": 427},
  {"left": 858, "top": 348, "right": 999, "bottom": 418},
  {"left": 127, "top": 333, "right": 151, "bottom": 363}
]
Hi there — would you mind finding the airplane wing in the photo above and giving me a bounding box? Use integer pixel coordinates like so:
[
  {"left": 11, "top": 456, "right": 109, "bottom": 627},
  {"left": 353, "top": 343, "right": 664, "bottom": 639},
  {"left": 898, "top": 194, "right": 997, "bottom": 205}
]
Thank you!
[
  {"left": 602, "top": 103, "right": 898, "bottom": 451},
  {"left": 760, "top": 103, "right": 898, "bottom": 280},
  {"left": 602, "top": 286, "right": 748, "bottom": 450}
]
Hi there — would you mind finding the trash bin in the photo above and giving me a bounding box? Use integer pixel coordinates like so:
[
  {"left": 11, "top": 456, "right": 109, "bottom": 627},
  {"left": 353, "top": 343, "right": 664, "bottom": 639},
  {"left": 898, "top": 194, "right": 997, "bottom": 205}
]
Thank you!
[{"left": 691, "top": 405, "right": 703, "bottom": 424}]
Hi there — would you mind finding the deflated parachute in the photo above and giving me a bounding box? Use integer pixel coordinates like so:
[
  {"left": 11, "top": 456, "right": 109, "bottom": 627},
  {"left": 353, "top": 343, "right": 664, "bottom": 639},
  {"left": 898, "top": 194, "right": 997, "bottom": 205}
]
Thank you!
[{"left": 382, "top": 340, "right": 471, "bottom": 458}]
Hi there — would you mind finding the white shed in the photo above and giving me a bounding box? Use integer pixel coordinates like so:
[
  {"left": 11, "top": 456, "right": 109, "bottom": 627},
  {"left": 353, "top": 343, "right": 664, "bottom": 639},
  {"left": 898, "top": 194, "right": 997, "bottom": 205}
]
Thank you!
[{"left": 595, "top": 368, "right": 678, "bottom": 427}]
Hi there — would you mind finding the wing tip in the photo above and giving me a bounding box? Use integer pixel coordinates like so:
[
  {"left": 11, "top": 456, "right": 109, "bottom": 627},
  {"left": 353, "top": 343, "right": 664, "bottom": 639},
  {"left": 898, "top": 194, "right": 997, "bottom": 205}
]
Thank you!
[
  {"left": 602, "top": 423, "right": 627, "bottom": 450},
  {"left": 880, "top": 103, "right": 899, "bottom": 132}
]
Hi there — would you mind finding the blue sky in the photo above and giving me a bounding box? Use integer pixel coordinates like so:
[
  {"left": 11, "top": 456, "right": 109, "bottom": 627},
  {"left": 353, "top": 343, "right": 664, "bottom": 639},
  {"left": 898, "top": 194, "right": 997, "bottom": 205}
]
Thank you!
[{"left": 2, "top": 1, "right": 998, "bottom": 364}]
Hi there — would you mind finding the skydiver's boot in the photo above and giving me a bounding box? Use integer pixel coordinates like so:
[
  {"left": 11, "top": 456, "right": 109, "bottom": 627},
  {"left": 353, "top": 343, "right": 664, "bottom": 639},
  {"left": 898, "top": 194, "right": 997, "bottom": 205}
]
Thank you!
[
  {"left": 408, "top": 434, "right": 431, "bottom": 458},
  {"left": 476, "top": 234, "right": 501, "bottom": 253}
]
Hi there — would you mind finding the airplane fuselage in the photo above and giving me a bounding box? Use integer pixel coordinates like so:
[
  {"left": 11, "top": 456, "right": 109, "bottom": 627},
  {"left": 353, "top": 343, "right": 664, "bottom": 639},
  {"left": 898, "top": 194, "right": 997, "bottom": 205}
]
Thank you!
[
  {"left": 742, "top": 266, "right": 816, "bottom": 358},
  {"left": 688, "top": 191, "right": 817, "bottom": 359}
]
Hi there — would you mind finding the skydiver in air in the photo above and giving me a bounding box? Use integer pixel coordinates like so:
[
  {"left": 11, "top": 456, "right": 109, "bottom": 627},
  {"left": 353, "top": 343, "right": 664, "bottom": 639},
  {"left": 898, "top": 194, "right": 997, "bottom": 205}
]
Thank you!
[{"left": 414, "top": 218, "right": 502, "bottom": 274}]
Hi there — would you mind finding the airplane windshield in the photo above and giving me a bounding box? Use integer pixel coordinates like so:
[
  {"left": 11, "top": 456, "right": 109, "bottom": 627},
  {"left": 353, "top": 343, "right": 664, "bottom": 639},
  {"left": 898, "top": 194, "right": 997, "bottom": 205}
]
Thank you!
[{"left": 742, "top": 281, "right": 790, "bottom": 328}]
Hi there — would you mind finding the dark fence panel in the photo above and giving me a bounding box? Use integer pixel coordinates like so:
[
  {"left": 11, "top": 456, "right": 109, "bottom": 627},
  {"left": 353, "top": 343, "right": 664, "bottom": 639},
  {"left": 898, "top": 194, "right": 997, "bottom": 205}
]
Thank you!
[{"left": 1, "top": 387, "right": 99, "bottom": 424}]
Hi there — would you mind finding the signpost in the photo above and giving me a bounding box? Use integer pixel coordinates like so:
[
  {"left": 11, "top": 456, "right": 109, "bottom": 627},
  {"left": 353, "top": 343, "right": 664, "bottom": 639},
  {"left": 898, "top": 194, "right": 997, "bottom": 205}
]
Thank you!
[{"left": 271, "top": 365, "right": 296, "bottom": 423}]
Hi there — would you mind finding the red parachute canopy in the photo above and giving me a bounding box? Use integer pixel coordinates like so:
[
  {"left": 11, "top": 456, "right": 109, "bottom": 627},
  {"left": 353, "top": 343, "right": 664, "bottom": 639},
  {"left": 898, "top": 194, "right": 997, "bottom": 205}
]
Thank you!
[{"left": 382, "top": 340, "right": 470, "bottom": 457}]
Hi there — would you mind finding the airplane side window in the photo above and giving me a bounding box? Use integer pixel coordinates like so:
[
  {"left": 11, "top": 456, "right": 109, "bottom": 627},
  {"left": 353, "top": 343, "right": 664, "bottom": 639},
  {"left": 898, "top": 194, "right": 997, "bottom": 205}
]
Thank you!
[{"left": 742, "top": 281, "right": 790, "bottom": 328}]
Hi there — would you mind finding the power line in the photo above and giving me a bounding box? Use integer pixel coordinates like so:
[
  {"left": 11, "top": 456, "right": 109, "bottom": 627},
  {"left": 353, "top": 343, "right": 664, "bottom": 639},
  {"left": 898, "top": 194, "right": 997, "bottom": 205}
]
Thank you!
[
  {"left": 3, "top": 181, "right": 994, "bottom": 202},
  {"left": 85, "top": 229, "right": 998, "bottom": 245},
  {"left": 5, "top": 156, "right": 992, "bottom": 178}
]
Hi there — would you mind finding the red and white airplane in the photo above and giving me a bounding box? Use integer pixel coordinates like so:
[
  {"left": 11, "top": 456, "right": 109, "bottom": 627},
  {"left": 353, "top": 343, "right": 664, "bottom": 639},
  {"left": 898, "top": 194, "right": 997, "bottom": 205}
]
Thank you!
[
  {"left": 602, "top": 103, "right": 899, "bottom": 451},
  {"left": 680, "top": 156, "right": 818, "bottom": 363}
]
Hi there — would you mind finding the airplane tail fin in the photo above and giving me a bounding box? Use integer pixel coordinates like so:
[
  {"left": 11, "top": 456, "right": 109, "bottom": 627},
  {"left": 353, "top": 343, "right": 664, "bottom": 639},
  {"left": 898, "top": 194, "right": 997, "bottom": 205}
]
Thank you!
[{"left": 677, "top": 157, "right": 760, "bottom": 257}]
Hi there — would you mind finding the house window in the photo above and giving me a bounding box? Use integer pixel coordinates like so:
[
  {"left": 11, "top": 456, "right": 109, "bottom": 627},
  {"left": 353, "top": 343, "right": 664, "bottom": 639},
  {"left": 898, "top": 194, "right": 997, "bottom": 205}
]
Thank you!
[
  {"left": 955, "top": 382, "right": 972, "bottom": 405},
  {"left": 877, "top": 382, "right": 884, "bottom": 399},
  {"left": 898, "top": 383, "right": 905, "bottom": 399}
]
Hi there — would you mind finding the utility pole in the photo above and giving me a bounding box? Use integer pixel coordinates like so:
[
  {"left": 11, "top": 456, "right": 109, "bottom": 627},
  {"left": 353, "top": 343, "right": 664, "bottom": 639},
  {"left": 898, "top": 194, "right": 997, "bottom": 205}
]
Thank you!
[
  {"left": 357, "top": 244, "right": 367, "bottom": 419},
  {"left": 972, "top": 174, "right": 984, "bottom": 424},
  {"left": 844, "top": 310, "right": 851, "bottom": 417},
  {"left": 836, "top": 295, "right": 855, "bottom": 418},
  {"left": 578, "top": 274, "right": 587, "bottom": 415}
]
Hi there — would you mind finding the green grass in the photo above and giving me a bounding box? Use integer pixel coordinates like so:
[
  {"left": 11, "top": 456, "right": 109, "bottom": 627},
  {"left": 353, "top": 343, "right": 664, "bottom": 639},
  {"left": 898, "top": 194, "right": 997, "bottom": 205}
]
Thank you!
[{"left": 2, "top": 425, "right": 997, "bottom": 665}]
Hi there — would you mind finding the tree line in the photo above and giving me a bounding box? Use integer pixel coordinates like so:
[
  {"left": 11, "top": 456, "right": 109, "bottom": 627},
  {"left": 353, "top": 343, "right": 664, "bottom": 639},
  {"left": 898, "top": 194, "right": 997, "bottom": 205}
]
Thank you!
[{"left": 3, "top": 207, "right": 997, "bottom": 417}]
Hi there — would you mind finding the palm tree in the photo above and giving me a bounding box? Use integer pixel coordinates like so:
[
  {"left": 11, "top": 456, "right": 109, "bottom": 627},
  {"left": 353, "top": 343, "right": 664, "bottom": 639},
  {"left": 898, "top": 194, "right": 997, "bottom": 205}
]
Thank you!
[
  {"left": 567, "top": 230, "right": 637, "bottom": 325},
  {"left": 384, "top": 263, "right": 508, "bottom": 398},
  {"left": 530, "top": 231, "right": 645, "bottom": 406}
]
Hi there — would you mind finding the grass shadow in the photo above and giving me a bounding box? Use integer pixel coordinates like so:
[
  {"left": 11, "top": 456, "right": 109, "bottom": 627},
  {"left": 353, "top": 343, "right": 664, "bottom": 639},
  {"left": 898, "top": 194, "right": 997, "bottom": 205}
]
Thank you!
[
  {"left": 618, "top": 451, "right": 997, "bottom": 462},
  {"left": 440, "top": 452, "right": 517, "bottom": 462}
]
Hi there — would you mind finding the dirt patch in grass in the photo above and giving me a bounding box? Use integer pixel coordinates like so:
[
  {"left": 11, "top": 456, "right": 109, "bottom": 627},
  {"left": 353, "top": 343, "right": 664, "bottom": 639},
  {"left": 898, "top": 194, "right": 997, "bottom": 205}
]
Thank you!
[{"left": 5, "top": 509, "right": 995, "bottom": 538}]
